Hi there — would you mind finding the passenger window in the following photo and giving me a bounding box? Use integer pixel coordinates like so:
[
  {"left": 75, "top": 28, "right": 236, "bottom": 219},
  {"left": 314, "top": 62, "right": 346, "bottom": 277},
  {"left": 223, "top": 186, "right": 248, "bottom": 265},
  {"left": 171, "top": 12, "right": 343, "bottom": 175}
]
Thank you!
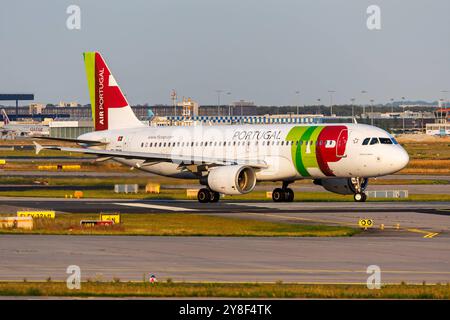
[
  {"left": 369, "top": 138, "right": 379, "bottom": 145},
  {"left": 362, "top": 138, "right": 370, "bottom": 145},
  {"left": 379, "top": 137, "right": 393, "bottom": 144}
]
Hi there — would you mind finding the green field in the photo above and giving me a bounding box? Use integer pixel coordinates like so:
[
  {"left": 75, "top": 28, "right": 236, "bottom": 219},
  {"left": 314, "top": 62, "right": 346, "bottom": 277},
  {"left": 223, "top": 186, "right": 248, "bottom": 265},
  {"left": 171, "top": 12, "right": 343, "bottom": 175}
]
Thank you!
[
  {"left": 0, "top": 282, "right": 448, "bottom": 299},
  {"left": 0, "top": 213, "right": 358, "bottom": 237}
]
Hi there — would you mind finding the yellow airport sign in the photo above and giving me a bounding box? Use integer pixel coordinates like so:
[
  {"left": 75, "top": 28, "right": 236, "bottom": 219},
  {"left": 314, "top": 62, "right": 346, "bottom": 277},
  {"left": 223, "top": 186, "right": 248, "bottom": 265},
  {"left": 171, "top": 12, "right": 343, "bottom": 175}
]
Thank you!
[
  {"left": 17, "top": 211, "right": 56, "bottom": 219},
  {"left": 358, "top": 219, "right": 373, "bottom": 229},
  {"left": 100, "top": 213, "right": 121, "bottom": 224}
]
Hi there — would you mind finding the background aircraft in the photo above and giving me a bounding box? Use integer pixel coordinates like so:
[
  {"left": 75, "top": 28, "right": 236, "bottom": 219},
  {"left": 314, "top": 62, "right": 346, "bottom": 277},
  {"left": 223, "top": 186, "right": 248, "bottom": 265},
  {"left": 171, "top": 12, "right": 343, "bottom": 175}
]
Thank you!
[{"left": 1, "top": 109, "right": 49, "bottom": 137}]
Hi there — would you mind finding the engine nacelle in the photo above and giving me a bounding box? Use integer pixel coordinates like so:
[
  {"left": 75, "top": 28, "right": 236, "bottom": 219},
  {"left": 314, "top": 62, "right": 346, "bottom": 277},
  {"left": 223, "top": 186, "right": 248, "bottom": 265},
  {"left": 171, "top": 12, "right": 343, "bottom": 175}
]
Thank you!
[
  {"left": 314, "top": 178, "right": 369, "bottom": 195},
  {"left": 207, "top": 165, "right": 257, "bottom": 195}
]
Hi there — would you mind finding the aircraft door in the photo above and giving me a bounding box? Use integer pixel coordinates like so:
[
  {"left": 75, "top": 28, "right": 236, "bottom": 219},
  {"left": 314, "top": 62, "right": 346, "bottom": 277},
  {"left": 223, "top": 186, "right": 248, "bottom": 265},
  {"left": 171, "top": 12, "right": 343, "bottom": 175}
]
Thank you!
[{"left": 336, "top": 129, "right": 348, "bottom": 158}]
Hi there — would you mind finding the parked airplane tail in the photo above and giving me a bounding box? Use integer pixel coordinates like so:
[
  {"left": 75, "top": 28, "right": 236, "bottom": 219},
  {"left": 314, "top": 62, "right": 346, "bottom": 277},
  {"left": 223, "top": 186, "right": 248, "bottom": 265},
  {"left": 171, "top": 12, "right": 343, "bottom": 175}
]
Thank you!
[
  {"left": 1, "top": 109, "right": 10, "bottom": 125},
  {"left": 83, "top": 52, "right": 144, "bottom": 131}
]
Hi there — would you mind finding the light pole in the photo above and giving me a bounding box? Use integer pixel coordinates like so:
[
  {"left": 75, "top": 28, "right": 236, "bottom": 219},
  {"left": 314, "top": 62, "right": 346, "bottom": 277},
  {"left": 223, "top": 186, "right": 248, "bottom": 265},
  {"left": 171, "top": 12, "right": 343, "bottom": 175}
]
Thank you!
[
  {"left": 370, "top": 99, "right": 375, "bottom": 126},
  {"left": 390, "top": 98, "right": 394, "bottom": 114},
  {"left": 401, "top": 96, "right": 406, "bottom": 133},
  {"left": 328, "top": 90, "right": 335, "bottom": 116},
  {"left": 226, "top": 92, "right": 232, "bottom": 117},
  {"left": 295, "top": 90, "right": 301, "bottom": 115},
  {"left": 441, "top": 90, "right": 449, "bottom": 123},
  {"left": 350, "top": 98, "right": 355, "bottom": 118},
  {"left": 361, "top": 90, "right": 367, "bottom": 120},
  {"left": 171, "top": 89, "right": 177, "bottom": 117},
  {"left": 215, "top": 90, "right": 224, "bottom": 117}
]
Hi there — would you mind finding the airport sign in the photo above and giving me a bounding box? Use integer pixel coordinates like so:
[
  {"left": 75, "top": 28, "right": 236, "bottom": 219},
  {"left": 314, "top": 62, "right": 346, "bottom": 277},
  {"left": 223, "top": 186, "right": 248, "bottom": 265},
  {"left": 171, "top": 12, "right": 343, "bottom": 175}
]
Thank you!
[
  {"left": 358, "top": 219, "right": 374, "bottom": 229},
  {"left": 100, "top": 213, "right": 121, "bottom": 224},
  {"left": 17, "top": 211, "right": 55, "bottom": 219},
  {"left": 80, "top": 220, "right": 114, "bottom": 227}
]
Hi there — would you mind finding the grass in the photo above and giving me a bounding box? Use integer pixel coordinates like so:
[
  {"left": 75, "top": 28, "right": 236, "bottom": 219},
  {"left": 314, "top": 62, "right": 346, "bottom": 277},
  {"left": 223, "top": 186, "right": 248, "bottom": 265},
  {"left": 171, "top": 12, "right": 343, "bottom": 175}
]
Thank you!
[
  {"left": 397, "top": 139, "right": 450, "bottom": 174},
  {"left": 0, "top": 149, "right": 94, "bottom": 158},
  {"left": 0, "top": 213, "right": 358, "bottom": 237},
  {"left": 0, "top": 188, "right": 449, "bottom": 202},
  {"left": 0, "top": 282, "right": 448, "bottom": 299}
]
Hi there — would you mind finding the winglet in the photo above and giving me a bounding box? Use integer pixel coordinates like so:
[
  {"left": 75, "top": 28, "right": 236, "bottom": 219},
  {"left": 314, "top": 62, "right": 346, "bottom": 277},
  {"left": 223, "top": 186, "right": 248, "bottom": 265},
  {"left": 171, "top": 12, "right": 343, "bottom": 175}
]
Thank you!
[
  {"left": 353, "top": 117, "right": 358, "bottom": 124},
  {"left": 33, "top": 141, "right": 43, "bottom": 155}
]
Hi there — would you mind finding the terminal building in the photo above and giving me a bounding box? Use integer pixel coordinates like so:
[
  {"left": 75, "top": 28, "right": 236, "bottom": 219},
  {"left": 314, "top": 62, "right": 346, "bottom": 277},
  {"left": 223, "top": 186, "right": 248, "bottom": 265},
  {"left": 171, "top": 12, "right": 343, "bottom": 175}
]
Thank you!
[{"left": 425, "top": 108, "right": 449, "bottom": 136}]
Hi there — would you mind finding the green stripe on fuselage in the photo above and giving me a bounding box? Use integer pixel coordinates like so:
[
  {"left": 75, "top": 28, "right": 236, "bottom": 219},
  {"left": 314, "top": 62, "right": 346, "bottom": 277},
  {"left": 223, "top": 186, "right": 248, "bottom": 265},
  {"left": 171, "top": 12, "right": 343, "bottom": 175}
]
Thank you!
[
  {"left": 301, "top": 126, "right": 323, "bottom": 171},
  {"left": 286, "top": 126, "right": 310, "bottom": 177},
  {"left": 286, "top": 126, "right": 324, "bottom": 177}
]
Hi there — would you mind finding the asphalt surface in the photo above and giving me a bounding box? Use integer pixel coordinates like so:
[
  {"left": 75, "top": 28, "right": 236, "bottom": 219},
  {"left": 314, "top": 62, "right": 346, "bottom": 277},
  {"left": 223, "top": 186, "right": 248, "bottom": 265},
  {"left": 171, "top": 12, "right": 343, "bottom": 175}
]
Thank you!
[
  {"left": 0, "top": 194, "right": 449, "bottom": 284},
  {"left": 1, "top": 235, "right": 449, "bottom": 284}
]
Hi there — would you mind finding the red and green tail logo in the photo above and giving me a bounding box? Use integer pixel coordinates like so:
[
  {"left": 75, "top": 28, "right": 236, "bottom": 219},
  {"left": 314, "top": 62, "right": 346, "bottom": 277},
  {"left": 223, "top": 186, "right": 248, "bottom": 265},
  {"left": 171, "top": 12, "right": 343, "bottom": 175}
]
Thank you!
[
  {"left": 286, "top": 126, "right": 348, "bottom": 177},
  {"left": 83, "top": 52, "right": 129, "bottom": 131}
]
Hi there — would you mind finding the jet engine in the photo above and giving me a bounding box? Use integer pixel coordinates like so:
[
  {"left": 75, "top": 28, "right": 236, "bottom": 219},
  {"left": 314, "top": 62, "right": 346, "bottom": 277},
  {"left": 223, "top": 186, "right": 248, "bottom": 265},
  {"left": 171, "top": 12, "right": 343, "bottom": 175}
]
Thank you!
[
  {"left": 313, "top": 178, "right": 369, "bottom": 195},
  {"left": 207, "top": 165, "right": 257, "bottom": 195}
]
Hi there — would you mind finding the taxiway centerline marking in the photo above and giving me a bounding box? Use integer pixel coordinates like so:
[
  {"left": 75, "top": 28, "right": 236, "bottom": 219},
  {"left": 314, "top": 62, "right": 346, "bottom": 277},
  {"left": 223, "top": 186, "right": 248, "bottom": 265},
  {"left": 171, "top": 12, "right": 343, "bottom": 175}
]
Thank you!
[
  {"left": 113, "top": 202, "right": 195, "bottom": 212},
  {"left": 407, "top": 228, "right": 440, "bottom": 238}
]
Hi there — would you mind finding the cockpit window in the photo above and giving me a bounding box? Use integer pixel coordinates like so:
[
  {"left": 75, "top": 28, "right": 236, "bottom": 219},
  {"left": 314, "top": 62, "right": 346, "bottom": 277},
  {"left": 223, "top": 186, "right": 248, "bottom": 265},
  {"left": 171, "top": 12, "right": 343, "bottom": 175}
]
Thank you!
[
  {"left": 362, "top": 138, "right": 370, "bottom": 145},
  {"left": 379, "top": 137, "right": 393, "bottom": 144},
  {"left": 369, "top": 138, "right": 379, "bottom": 145},
  {"left": 391, "top": 137, "right": 398, "bottom": 144}
]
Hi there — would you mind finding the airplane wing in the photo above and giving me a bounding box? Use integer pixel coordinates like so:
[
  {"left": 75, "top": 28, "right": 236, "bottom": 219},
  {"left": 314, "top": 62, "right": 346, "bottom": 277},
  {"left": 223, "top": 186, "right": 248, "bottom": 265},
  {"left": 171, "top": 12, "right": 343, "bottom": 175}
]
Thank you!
[
  {"left": 34, "top": 136, "right": 108, "bottom": 146},
  {"left": 33, "top": 141, "right": 268, "bottom": 168}
]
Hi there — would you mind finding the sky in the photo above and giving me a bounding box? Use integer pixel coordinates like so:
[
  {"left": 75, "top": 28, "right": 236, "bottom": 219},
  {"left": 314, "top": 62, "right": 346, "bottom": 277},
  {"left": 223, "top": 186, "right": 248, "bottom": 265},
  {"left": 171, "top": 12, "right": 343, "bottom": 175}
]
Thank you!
[{"left": 1, "top": 0, "right": 450, "bottom": 106}]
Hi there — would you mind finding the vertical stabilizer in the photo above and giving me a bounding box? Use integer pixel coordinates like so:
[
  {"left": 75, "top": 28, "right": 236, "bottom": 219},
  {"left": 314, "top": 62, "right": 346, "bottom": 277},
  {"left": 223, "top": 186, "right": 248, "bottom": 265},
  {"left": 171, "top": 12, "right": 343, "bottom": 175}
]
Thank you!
[{"left": 83, "top": 52, "right": 144, "bottom": 131}]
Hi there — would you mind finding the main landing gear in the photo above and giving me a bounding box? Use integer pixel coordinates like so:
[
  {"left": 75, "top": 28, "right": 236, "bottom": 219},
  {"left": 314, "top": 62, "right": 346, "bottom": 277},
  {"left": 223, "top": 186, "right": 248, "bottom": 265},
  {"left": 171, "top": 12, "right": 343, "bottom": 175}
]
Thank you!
[
  {"left": 351, "top": 177, "right": 367, "bottom": 202},
  {"left": 197, "top": 188, "right": 220, "bottom": 203},
  {"left": 272, "top": 181, "right": 294, "bottom": 202}
]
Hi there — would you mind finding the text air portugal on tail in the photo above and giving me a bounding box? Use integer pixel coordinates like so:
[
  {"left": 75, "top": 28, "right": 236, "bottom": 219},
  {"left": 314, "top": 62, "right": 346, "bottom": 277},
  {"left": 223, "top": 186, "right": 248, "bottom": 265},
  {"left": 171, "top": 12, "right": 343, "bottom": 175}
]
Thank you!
[{"left": 83, "top": 52, "right": 144, "bottom": 131}]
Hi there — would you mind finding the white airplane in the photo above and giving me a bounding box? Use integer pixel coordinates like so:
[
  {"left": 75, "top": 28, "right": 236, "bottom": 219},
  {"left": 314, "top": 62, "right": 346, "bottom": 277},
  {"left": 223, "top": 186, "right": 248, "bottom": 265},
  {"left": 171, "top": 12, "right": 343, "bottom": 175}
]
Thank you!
[
  {"left": 35, "top": 52, "right": 409, "bottom": 203},
  {"left": 1, "top": 109, "right": 49, "bottom": 137}
]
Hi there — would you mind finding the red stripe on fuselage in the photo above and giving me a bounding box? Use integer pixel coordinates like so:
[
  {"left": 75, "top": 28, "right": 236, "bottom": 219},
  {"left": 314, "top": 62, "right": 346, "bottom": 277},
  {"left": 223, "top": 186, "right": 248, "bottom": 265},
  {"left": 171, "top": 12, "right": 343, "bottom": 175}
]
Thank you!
[{"left": 316, "top": 126, "right": 347, "bottom": 176}]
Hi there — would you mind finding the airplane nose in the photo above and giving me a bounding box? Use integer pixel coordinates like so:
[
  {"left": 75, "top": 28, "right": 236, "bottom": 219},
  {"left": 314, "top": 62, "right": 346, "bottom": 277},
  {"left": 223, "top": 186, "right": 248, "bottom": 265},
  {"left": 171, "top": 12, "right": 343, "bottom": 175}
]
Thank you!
[{"left": 395, "top": 147, "right": 409, "bottom": 171}]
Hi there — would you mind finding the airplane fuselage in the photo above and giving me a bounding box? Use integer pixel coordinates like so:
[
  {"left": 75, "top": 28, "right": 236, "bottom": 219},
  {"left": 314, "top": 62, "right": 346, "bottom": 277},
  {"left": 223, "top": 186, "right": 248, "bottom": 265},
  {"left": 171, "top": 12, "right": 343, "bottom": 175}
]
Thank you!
[{"left": 79, "top": 122, "right": 409, "bottom": 181}]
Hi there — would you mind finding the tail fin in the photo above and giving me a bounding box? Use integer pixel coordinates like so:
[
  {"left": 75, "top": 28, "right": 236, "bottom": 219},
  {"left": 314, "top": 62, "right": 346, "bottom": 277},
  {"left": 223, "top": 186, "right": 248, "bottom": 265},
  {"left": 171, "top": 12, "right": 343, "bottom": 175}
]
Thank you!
[
  {"left": 1, "top": 109, "right": 10, "bottom": 125},
  {"left": 83, "top": 52, "right": 144, "bottom": 131}
]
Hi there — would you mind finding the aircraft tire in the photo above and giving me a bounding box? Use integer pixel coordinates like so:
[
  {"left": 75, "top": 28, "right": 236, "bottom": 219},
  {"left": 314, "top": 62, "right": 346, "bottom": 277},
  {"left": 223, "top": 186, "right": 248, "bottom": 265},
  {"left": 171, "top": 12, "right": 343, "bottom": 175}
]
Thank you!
[
  {"left": 354, "top": 193, "right": 366, "bottom": 202},
  {"left": 198, "top": 188, "right": 211, "bottom": 203},
  {"left": 209, "top": 191, "right": 220, "bottom": 203},
  {"left": 284, "top": 188, "right": 294, "bottom": 202},
  {"left": 272, "top": 188, "right": 285, "bottom": 202}
]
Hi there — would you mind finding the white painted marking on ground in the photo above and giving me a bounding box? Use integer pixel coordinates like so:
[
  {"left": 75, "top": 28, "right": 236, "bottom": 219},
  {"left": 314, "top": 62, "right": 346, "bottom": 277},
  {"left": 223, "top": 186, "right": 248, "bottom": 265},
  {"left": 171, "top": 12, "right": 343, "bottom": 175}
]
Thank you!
[{"left": 113, "top": 202, "right": 194, "bottom": 212}]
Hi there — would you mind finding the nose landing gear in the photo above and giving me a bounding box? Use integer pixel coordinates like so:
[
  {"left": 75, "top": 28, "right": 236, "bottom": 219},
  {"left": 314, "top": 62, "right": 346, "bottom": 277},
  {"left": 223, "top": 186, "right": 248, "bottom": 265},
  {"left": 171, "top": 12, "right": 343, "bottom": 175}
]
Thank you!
[
  {"left": 272, "top": 181, "right": 295, "bottom": 202},
  {"left": 351, "top": 177, "right": 368, "bottom": 202},
  {"left": 353, "top": 192, "right": 367, "bottom": 202}
]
